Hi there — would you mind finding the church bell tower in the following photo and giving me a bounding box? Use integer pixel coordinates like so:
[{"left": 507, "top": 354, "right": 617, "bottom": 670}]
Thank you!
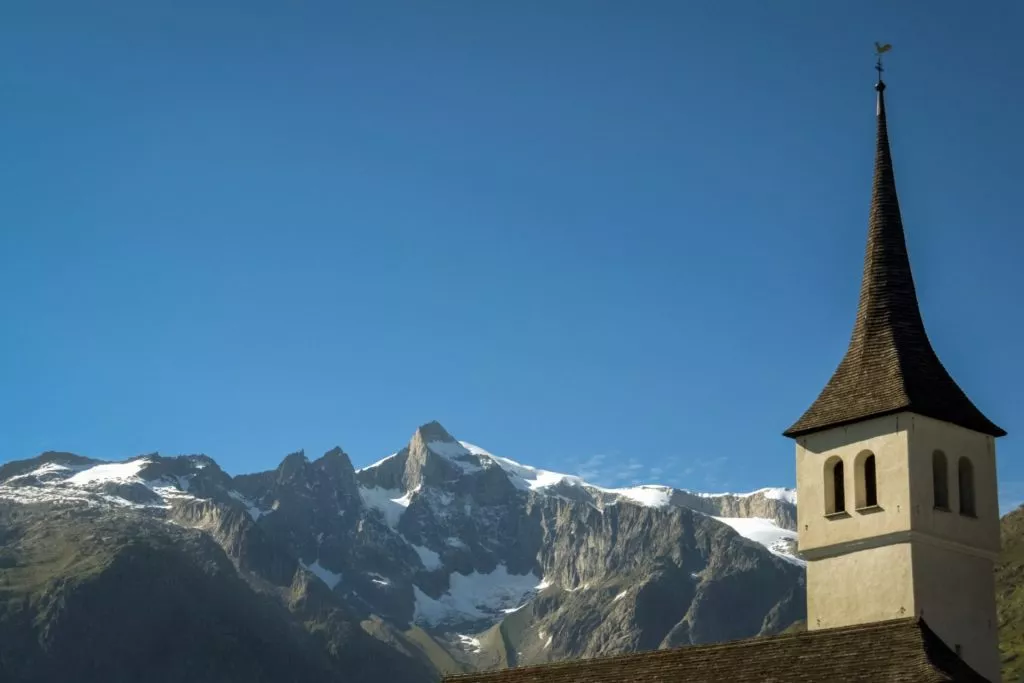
[{"left": 784, "top": 60, "right": 1005, "bottom": 682}]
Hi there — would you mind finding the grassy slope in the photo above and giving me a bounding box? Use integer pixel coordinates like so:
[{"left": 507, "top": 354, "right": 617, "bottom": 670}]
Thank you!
[
  {"left": 0, "top": 504, "right": 434, "bottom": 683},
  {"left": 999, "top": 506, "right": 1024, "bottom": 682}
]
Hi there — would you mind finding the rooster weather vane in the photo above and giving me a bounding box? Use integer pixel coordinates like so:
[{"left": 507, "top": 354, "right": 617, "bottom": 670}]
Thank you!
[{"left": 874, "top": 41, "right": 892, "bottom": 78}]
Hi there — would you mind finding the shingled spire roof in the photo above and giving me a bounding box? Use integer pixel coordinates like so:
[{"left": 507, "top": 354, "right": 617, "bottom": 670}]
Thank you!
[{"left": 784, "top": 74, "right": 1004, "bottom": 439}]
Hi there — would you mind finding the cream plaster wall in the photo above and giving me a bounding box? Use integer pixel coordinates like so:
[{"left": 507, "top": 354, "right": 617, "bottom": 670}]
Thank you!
[
  {"left": 795, "top": 411, "right": 1002, "bottom": 680},
  {"left": 796, "top": 412, "right": 1000, "bottom": 555},
  {"left": 796, "top": 413, "right": 912, "bottom": 552},
  {"left": 906, "top": 414, "right": 1000, "bottom": 553},
  {"left": 911, "top": 541, "right": 999, "bottom": 682},
  {"left": 806, "top": 543, "right": 916, "bottom": 630}
]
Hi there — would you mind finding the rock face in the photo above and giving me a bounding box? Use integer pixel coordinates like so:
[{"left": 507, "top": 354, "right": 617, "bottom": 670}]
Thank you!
[
  {"left": 0, "top": 422, "right": 804, "bottom": 681},
  {"left": 0, "top": 504, "right": 431, "bottom": 683}
]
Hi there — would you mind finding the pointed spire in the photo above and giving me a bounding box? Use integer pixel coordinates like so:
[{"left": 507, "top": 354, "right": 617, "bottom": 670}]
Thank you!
[{"left": 784, "top": 67, "right": 1004, "bottom": 438}]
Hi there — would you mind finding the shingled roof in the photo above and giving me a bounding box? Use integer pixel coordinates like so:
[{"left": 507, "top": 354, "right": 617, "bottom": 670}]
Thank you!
[
  {"left": 783, "top": 77, "right": 1004, "bottom": 438},
  {"left": 443, "top": 618, "right": 987, "bottom": 683}
]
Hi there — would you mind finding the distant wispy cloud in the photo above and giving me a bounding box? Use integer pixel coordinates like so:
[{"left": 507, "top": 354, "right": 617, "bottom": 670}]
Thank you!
[
  {"left": 567, "top": 452, "right": 641, "bottom": 488},
  {"left": 573, "top": 453, "right": 608, "bottom": 482},
  {"left": 565, "top": 451, "right": 734, "bottom": 493}
]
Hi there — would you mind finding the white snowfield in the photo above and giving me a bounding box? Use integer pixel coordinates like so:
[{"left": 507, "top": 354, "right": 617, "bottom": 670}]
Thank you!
[
  {"left": 301, "top": 560, "right": 343, "bottom": 590},
  {"left": 712, "top": 516, "right": 804, "bottom": 566},
  {"left": 0, "top": 457, "right": 264, "bottom": 517},
  {"left": 412, "top": 565, "right": 546, "bottom": 626},
  {"left": 65, "top": 460, "right": 149, "bottom": 486},
  {"left": 0, "top": 458, "right": 181, "bottom": 509},
  {"left": 358, "top": 485, "right": 415, "bottom": 528}
]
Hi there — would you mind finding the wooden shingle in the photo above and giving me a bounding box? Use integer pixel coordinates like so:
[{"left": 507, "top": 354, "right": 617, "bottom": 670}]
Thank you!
[{"left": 443, "top": 618, "right": 987, "bottom": 682}]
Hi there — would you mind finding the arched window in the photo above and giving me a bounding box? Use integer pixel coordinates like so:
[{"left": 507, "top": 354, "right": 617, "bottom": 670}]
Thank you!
[
  {"left": 932, "top": 451, "right": 949, "bottom": 510},
  {"left": 853, "top": 451, "right": 878, "bottom": 510},
  {"left": 863, "top": 455, "right": 877, "bottom": 507},
  {"left": 958, "top": 457, "right": 976, "bottom": 517},
  {"left": 825, "top": 457, "right": 846, "bottom": 515}
]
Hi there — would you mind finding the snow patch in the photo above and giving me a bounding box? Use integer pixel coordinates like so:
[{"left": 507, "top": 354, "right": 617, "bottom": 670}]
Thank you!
[
  {"left": 698, "top": 487, "right": 797, "bottom": 505},
  {"left": 607, "top": 485, "right": 673, "bottom": 508},
  {"left": 613, "top": 590, "right": 629, "bottom": 602},
  {"left": 712, "top": 516, "right": 804, "bottom": 566},
  {"left": 460, "top": 443, "right": 494, "bottom": 458},
  {"left": 426, "top": 440, "right": 471, "bottom": 458},
  {"left": 359, "top": 486, "right": 415, "bottom": 528},
  {"left": 227, "top": 490, "right": 266, "bottom": 522},
  {"left": 0, "top": 457, "right": 213, "bottom": 511},
  {"left": 462, "top": 443, "right": 579, "bottom": 492},
  {"left": 411, "top": 543, "right": 443, "bottom": 570},
  {"left": 301, "top": 560, "right": 342, "bottom": 590},
  {"left": 459, "top": 443, "right": 677, "bottom": 510},
  {"left": 67, "top": 459, "right": 150, "bottom": 485},
  {"left": 427, "top": 440, "right": 482, "bottom": 472},
  {"left": 456, "top": 634, "right": 482, "bottom": 653},
  {"left": 147, "top": 477, "right": 194, "bottom": 502},
  {"left": 356, "top": 452, "right": 398, "bottom": 473},
  {"left": 0, "top": 484, "right": 89, "bottom": 506},
  {"left": 759, "top": 487, "right": 798, "bottom": 505},
  {"left": 3, "top": 462, "right": 76, "bottom": 484},
  {"left": 412, "top": 567, "right": 546, "bottom": 626},
  {"left": 369, "top": 572, "right": 391, "bottom": 587}
]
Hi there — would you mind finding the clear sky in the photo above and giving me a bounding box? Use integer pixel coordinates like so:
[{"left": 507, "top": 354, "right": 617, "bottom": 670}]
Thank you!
[{"left": 2, "top": 2, "right": 1022, "bottom": 508}]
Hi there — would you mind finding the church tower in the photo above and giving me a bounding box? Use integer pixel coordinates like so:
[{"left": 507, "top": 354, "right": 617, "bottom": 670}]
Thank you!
[{"left": 784, "top": 65, "right": 1006, "bottom": 681}]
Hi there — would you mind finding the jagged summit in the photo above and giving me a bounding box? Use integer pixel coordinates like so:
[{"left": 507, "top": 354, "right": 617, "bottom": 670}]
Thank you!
[
  {"left": 414, "top": 420, "right": 458, "bottom": 443},
  {"left": 316, "top": 446, "right": 356, "bottom": 473},
  {"left": 276, "top": 450, "right": 311, "bottom": 482},
  {"left": 322, "top": 446, "right": 350, "bottom": 460}
]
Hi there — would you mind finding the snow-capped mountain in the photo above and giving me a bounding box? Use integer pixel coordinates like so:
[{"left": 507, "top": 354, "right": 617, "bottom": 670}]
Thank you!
[{"left": 0, "top": 422, "right": 804, "bottom": 680}]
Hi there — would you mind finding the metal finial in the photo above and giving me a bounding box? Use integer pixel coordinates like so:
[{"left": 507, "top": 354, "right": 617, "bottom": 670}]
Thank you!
[{"left": 873, "top": 42, "right": 892, "bottom": 93}]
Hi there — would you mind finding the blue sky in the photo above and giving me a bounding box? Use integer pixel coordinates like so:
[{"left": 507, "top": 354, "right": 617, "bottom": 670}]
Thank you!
[{"left": 2, "top": 2, "right": 1022, "bottom": 508}]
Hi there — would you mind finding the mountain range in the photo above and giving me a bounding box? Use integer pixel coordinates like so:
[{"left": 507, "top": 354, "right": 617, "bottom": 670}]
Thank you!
[{"left": 0, "top": 421, "right": 806, "bottom": 682}]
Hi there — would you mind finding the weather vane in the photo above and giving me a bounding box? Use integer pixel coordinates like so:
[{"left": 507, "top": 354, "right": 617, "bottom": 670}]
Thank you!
[{"left": 874, "top": 41, "right": 892, "bottom": 78}]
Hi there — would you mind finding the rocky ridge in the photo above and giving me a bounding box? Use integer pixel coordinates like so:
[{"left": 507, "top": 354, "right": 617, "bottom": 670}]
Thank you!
[{"left": 0, "top": 421, "right": 804, "bottom": 680}]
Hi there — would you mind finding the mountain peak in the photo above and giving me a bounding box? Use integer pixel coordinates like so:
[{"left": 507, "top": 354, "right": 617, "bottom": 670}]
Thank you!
[
  {"left": 277, "top": 450, "right": 309, "bottom": 481},
  {"left": 319, "top": 446, "right": 350, "bottom": 462},
  {"left": 315, "top": 447, "right": 358, "bottom": 483},
  {"left": 414, "top": 421, "right": 456, "bottom": 443},
  {"left": 399, "top": 421, "right": 484, "bottom": 490}
]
